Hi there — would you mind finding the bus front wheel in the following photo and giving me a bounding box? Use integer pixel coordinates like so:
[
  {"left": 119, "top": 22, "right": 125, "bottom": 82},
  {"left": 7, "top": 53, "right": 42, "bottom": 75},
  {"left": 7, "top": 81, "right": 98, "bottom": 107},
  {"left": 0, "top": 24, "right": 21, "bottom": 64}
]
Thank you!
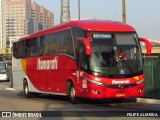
[
  {"left": 23, "top": 80, "right": 34, "bottom": 98},
  {"left": 68, "top": 82, "right": 80, "bottom": 104}
]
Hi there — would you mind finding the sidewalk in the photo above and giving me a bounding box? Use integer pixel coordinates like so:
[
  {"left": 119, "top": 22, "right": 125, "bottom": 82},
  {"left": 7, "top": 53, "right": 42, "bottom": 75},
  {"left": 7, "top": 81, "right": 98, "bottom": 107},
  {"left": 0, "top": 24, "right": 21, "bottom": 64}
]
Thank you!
[
  {"left": 0, "top": 82, "right": 16, "bottom": 91},
  {"left": 0, "top": 83, "right": 8, "bottom": 90},
  {"left": 137, "top": 98, "right": 160, "bottom": 105}
]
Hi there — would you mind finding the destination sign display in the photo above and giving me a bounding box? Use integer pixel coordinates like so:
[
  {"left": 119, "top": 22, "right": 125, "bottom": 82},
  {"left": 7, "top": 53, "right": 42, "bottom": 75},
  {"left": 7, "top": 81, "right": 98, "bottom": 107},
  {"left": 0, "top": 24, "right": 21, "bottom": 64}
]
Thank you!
[{"left": 93, "top": 33, "right": 112, "bottom": 39}]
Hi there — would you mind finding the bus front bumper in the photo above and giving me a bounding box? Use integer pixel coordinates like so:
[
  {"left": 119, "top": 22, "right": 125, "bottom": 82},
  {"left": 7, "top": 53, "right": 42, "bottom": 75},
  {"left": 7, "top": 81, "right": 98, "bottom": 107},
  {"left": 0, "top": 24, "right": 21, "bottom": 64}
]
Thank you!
[{"left": 77, "top": 83, "right": 144, "bottom": 99}]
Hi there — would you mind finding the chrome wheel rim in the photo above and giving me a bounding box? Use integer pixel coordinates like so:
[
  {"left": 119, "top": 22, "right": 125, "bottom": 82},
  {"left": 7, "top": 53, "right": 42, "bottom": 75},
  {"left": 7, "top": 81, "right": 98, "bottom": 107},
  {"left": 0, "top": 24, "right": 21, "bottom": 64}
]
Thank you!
[
  {"left": 70, "top": 87, "right": 75, "bottom": 99},
  {"left": 25, "top": 85, "right": 28, "bottom": 95}
]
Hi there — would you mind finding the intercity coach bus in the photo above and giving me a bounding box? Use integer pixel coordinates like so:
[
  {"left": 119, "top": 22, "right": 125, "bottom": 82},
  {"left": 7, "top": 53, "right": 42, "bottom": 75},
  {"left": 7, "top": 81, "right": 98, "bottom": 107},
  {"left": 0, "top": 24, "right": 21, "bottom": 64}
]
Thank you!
[{"left": 12, "top": 20, "right": 151, "bottom": 103}]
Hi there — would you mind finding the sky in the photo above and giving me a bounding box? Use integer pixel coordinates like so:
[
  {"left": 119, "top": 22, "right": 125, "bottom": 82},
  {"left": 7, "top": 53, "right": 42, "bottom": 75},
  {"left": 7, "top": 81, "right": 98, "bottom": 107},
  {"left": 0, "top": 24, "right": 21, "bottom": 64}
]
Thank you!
[{"left": 32, "top": 0, "right": 160, "bottom": 40}]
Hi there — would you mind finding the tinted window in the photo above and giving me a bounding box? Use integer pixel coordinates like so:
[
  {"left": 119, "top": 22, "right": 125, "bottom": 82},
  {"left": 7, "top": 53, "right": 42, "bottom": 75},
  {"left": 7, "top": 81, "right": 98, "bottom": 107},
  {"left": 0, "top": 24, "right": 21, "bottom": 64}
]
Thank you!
[
  {"left": 50, "top": 33, "right": 59, "bottom": 54},
  {"left": 13, "top": 41, "right": 21, "bottom": 58},
  {"left": 59, "top": 30, "right": 74, "bottom": 56},
  {"left": 44, "top": 35, "right": 50, "bottom": 55},
  {"left": 13, "top": 29, "right": 74, "bottom": 58},
  {"left": 71, "top": 27, "right": 85, "bottom": 60}
]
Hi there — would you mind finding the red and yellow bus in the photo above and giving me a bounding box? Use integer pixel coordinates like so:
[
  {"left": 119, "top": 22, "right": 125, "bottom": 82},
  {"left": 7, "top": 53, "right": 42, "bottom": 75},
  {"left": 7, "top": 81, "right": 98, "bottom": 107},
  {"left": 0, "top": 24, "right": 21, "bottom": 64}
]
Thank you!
[{"left": 12, "top": 20, "right": 151, "bottom": 103}]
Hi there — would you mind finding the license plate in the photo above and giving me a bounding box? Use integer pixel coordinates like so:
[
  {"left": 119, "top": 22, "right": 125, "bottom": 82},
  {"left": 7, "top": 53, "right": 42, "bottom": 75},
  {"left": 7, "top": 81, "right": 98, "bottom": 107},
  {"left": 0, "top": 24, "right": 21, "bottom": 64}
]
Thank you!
[{"left": 116, "top": 93, "right": 125, "bottom": 97}]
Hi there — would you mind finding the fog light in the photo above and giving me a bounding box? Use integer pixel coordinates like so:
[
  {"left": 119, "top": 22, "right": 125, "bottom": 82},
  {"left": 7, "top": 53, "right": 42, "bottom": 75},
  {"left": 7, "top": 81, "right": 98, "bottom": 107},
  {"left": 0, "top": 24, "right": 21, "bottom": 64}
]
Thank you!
[
  {"left": 138, "top": 89, "right": 142, "bottom": 93},
  {"left": 93, "top": 90, "right": 100, "bottom": 95}
]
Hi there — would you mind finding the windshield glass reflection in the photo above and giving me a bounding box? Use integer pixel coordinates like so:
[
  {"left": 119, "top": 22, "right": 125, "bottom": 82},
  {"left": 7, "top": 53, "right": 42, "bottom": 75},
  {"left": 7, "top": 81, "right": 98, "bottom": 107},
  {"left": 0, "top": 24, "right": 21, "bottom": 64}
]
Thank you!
[{"left": 90, "top": 33, "right": 142, "bottom": 77}]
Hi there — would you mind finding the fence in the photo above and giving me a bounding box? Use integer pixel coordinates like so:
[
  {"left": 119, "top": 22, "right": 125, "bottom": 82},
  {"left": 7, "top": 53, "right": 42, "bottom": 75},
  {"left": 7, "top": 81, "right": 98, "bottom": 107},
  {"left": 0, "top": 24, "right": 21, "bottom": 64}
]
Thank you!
[{"left": 143, "top": 58, "right": 160, "bottom": 99}]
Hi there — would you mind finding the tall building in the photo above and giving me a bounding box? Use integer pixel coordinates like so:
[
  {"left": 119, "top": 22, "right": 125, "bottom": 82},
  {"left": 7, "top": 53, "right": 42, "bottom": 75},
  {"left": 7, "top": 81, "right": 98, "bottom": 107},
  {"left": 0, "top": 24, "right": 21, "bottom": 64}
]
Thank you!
[
  {"left": 0, "top": 0, "right": 6, "bottom": 48},
  {"left": 0, "top": 0, "right": 2, "bottom": 48},
  {"left": 30, "top": 2, "right": 54, "bottom": 32},
  {"left": 0, "top": 0, "right": 54, "bottom": 48}
]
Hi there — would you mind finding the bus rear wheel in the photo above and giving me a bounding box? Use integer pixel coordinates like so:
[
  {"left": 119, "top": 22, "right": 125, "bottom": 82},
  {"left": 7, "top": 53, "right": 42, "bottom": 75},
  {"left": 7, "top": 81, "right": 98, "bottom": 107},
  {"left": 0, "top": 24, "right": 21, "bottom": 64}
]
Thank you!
[
  {"left": 23, "top": 80, "right": 34, "bottom": 98},
  {"left": 68, "top": 82, "right": 80, "bottom": 104}
]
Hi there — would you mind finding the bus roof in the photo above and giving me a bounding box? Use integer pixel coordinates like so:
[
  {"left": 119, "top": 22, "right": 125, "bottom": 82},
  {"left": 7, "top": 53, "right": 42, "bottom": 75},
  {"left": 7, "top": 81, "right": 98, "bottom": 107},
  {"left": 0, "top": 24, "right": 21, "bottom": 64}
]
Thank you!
[{"left": 21, "top": 20, "right": 135, "bottom": 40}]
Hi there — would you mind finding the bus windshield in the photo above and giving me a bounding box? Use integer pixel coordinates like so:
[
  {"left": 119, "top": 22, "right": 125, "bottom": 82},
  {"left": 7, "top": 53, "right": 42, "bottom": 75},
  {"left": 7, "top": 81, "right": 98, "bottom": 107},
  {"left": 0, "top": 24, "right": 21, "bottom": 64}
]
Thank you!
[{"left": 90, "top": 33, "right": 142, "bottom": 77}]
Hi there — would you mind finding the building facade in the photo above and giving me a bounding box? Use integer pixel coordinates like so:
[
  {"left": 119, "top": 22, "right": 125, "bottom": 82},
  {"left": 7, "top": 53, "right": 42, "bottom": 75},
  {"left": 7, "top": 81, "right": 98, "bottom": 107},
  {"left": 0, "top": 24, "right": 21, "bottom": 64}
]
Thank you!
[
  {"left": 0, "top": 0, "right": 54, "bottom": 49},
  {"left": 0, "top": 0, "right": 6, "bottom": 48}
]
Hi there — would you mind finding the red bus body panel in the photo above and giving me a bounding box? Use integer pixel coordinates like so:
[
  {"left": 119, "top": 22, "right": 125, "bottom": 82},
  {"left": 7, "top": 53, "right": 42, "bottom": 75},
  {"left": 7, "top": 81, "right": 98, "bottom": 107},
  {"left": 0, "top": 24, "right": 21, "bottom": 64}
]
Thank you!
[
  {"left": 24, "top": 55, "right": 77, "bottom": 94},
  {"left": 75, "top": 72, "right": 144, "bottom": 98}
]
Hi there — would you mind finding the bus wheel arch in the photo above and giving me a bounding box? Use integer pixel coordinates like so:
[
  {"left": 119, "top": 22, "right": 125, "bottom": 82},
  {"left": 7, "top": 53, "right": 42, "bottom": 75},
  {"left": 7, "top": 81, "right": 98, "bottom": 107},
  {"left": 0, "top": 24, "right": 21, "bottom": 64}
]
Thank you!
[
  {"left": 66, "top": 80, "right": 80, "bottom": 104},
  {"left": 23, "top": 79, "right": 34, "bottom": 98}
]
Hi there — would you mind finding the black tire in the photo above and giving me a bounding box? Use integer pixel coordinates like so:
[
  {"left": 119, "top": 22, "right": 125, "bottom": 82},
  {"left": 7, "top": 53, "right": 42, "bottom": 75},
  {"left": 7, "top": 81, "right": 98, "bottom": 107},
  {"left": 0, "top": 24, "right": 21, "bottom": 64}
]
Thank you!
[
  {"left": 23, "top": 80, "right": 34, "bottom": 98},
  {"left": 68, "top": 82, "right": 80, "bottom": 104},
  {"left": 33, "top": 93, "right": 41, "bottom": 97}
]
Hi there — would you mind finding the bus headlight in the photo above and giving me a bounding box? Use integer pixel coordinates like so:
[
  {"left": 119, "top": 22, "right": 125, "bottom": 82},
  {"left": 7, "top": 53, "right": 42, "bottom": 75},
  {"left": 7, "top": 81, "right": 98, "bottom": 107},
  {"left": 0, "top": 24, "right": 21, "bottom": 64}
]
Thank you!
[
  {"left": 136, "top": 79, "right": 144, "bottom": 85},
  {"left": 91, "top": 80, "right": 103, "bottom": 86},
  {"left": 84, "top": 76, "right": 104, "bottom": 86}
]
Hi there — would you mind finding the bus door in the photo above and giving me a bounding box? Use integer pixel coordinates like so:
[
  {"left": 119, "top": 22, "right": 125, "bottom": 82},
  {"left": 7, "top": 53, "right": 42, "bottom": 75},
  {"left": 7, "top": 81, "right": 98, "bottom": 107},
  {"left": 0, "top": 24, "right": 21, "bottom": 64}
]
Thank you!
[
  {"left": 77, "top": 42, "right": 89, "bottom": 73},
  {"left": 75, "top": 40, "right": 90, "bottom": 89}
]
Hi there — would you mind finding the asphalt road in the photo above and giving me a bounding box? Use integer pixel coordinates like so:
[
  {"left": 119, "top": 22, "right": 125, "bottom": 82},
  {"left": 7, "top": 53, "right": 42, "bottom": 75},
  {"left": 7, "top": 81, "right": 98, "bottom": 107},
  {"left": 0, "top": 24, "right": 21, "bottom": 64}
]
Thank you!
[{"left": 0, "top": 81, "right": 160, "bottom": 120}]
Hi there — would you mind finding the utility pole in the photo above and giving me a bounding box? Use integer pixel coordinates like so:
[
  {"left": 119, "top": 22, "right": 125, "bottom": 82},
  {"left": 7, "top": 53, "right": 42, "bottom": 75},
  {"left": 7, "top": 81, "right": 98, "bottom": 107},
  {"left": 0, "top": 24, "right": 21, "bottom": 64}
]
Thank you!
[
  {"left": 122, "top": 0, "right": 126, "bottom": 23},
  {"left": 78, "top": 0, "right": 80, "bottom": 20},
  {"left": 60, "top": 0, "right": 71, "bottom": 23}
]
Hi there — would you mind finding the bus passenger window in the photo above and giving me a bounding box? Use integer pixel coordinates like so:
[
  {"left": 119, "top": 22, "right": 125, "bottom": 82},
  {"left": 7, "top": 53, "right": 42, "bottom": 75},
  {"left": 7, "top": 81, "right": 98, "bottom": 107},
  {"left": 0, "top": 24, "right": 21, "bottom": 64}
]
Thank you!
[
  {"left": 37, "top": 36, "right": 45, "bottom": 56},
  {"left": 50, "top": 33, "right": 59, "bottom": 54}
]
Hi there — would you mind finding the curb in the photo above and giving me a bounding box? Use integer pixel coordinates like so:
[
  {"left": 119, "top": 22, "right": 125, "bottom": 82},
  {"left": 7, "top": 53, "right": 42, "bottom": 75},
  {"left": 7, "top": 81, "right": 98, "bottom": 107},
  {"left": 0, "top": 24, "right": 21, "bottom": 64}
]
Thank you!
[
  {"left": 5, "top": 87, "right": 17, "bottom": 91},
  {"left": 137, "top": 98, "right": 160, "bottom": 105}
]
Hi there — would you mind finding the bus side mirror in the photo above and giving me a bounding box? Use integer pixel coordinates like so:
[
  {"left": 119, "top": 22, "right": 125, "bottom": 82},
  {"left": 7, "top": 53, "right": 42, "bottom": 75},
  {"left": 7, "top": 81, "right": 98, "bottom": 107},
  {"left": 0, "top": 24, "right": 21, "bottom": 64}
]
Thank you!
[
  {"left": 139, "top": 38, "right": 152, "bottom": 55},
  {"left": 76, "top": 37, "right": 91, "bottom": 55}
]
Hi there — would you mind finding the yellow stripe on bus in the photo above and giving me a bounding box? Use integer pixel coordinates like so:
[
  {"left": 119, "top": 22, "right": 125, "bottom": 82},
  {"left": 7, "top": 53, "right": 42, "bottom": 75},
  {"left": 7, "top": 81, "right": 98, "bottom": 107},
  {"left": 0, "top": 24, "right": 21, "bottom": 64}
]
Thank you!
[
  {"left": 21, "top": 59, "right": 27, "bottom": 74},
  {"left": 134, "top": 76, "right": 139, "bottom": 81}
]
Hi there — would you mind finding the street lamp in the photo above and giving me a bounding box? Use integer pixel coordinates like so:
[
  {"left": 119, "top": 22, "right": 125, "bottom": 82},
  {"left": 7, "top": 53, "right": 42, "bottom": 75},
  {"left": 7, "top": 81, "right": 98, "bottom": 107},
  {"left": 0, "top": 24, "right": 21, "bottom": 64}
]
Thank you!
[{"left": 122, "top": 0, "right": 126, "bottom": 23}]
